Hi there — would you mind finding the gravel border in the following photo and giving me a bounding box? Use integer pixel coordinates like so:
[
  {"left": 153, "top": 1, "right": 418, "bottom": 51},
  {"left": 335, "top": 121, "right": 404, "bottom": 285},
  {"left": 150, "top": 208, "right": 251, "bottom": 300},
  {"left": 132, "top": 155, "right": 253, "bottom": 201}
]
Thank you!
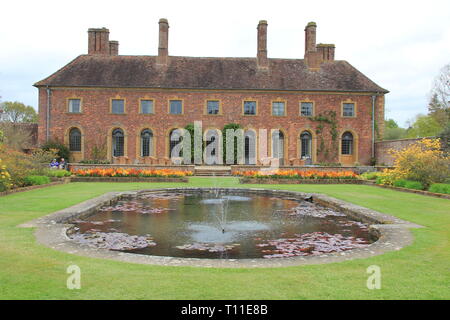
[{"left": 21, "top": 188, "right": 422, "bottom": 268}]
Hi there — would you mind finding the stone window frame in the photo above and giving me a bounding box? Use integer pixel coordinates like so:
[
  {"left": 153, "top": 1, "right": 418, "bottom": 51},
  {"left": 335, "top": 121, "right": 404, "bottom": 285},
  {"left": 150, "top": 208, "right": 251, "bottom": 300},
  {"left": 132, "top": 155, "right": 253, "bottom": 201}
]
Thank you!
[
  {"left": 135, "top": 126, "right": 157, "bottom": 159},
  {"left": 139, "top": 98, "right": 155, "bottom": 115},
  {"left": 299, "top": 100, "right": 315, "bottom": 117},
  {"left": 64, "top": 126, "right": 85, "bottom": 161},
  {"left": 110, "top": 97, "right": 127, "bottom": 115},
  {"left": 168, "top": 98, "right": 184, "bottom": 115},
  {"left": 67, "top": 97, "right": 83, "bottom": 114},
  {"left": 204, "top": 99, "right": 222, "bottom": 116},
  {"left": 338, "top": 129, "right": 359, "bottom": 165},
  {"left": 242, "top": 99, "right": 258, "bottom": 116},
  {"left": 107, "top": 126, "right": 128, "bottom": 160},
  {"left": 271, "top": 99, "right": 287, "bottom": 117},
  {"left": 341, "top": 99, "right": 357, "bottom": 118}
]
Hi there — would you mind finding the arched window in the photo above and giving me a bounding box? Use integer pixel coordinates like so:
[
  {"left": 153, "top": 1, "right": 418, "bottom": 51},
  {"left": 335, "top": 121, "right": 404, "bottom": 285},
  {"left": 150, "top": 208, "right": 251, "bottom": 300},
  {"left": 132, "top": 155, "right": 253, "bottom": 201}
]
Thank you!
[
  {"left": 300, "top": 131, "right": 312, "bottom": 159},
  {"left": 69, "top": 128, "right": 81, "bottom": 152},
  {"left": 141, "top": 129, "right": 153, "bottom": 157},
  {"left": 341, "top": 132, "right": 354, "bottom": 155},
  {"left": 112, "top": 128, "right": 124, "bottom": 157}
]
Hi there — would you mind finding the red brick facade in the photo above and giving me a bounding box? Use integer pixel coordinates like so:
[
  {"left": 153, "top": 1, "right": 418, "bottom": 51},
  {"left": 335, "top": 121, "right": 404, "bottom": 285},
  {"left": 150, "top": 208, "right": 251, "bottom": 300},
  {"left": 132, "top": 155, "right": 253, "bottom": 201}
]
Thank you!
[{"left": 35, "top": 19, "right": 387, "bottom": 166}]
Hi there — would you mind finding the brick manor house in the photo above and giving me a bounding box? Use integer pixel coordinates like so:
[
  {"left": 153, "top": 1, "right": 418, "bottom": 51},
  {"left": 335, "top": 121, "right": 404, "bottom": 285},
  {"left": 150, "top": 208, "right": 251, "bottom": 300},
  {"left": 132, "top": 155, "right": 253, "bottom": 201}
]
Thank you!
[{"left": 35, "top": 19, "right": 388, "bottom": 166}]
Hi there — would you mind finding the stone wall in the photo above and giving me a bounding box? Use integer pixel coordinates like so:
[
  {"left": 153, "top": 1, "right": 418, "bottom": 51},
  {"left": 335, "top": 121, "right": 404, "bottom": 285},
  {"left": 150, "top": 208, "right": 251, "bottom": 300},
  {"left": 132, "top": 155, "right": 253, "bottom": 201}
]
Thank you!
[{"left": 375, "top": 137, "right": 430, "bottom": 166}]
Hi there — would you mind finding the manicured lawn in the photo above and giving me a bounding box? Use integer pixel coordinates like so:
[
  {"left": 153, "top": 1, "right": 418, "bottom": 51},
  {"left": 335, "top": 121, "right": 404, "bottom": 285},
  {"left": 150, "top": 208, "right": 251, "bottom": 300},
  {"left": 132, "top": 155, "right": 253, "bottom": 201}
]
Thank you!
[{"left": 0, "top": 177, "right": 449, "bottom": 299}]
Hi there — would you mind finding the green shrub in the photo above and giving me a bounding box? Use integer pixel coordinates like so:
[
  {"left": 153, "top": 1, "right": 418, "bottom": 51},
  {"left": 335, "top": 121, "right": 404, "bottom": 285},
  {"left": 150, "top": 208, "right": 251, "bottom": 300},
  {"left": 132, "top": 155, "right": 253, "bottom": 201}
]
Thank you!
[
  {"left": 393, "top": 179, "right": 407, "bottom": 188},
  {"left": 361, "top": 171, "right": 379, "bottom": 180},
  {"left": 41, "top": 140, "right": 70, "bottom": 162},
  {"left": 46, "top": 169, "right": 71, "bottom": 177},
  {"left": 429, "top": 183, "right": 450, "bottom": 195},
  {"left": 404, "top": 180, "right": 424, "bottom": 190},
  {"left": 24, "top": 175, "right": 51, "bottom": 186}
]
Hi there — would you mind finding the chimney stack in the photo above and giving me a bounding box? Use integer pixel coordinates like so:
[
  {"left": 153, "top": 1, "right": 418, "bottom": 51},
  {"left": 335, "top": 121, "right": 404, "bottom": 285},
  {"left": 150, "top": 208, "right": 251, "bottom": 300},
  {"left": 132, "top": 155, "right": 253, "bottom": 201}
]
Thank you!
[
  {"left": 316, "top": 43, "right": 335, "bottom": 62},
  {"left": 157, "top": 18, "right": 169, "bottom": 65},
  {"left": 109, "top": 40, "right": 119, "bottom": 55},
  {"left": 257, "top": 20, "right": 268, "bottom": 69},
  {"left": 304, "top": 22, "right": 335, "bottom": 69},
  {"left": 88, "top": 28, "right": 110, "bottom": 55},
  {"left": 304, "top": 22, "right": 317, "bottom": 54}
]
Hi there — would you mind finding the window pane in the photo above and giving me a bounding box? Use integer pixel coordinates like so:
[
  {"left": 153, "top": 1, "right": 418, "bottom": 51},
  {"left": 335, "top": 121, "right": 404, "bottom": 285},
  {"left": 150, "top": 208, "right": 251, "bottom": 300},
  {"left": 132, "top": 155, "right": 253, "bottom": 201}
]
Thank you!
[
  {"left": 300, "top": 102, "right": 313, "bottom": 116},
  {"left": 207, "top": 101, "right": 219, "bottom": 114},
  {"left": 170, "top": 100, "right": 182, "bottom": 114},
  {"left": 244, "top": 101, "right": 256, "bottom": 115},
  {"left": 69, "top": 99, "right": 81, "bottom": 113},
  {"left": 69, "top": 128, "right": 81, "bottom": 151},
  {"left": 112, "top": 99, "right": 124, "bottom": 114},
  {"left": 112, "top": 129, "right": 124, "bottom": 156},
  {"left": 141, "top": 100, "right": 154, "bottom": 114},
  {"left": 300, "top": 132, "right": 311, "bottom": 158},
  {"left": 341, "top": 132, "right": 353, "bottom": 155},
  {"left": 272, "top": 102, "right": 285, "bottom": 116},
  {"left": 141, "top": 129, "right": 153, "bottom": 156},
  {"left": 343, "top": 103, "right": 355, "bottom": 117}
]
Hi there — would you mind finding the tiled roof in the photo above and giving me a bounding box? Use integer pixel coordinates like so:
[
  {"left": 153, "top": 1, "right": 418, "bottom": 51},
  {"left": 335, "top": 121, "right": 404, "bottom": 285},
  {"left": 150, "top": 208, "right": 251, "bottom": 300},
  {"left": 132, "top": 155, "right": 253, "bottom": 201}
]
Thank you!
[{"left": 34, "top": 55, "right": 388, "bottom": 93}]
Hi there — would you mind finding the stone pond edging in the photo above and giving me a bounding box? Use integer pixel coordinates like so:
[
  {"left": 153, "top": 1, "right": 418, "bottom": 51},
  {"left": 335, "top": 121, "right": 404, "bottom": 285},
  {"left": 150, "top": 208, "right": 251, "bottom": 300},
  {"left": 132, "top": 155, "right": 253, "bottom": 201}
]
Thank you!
[{"left": 20, "top": 187, "right": 422, "bottom": 268}]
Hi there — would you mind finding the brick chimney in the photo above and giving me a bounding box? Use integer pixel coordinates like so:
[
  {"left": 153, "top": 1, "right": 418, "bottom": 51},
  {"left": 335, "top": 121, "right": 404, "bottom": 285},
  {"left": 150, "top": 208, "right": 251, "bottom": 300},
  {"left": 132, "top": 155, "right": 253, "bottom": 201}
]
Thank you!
[
  {"left": 109, "top": 40, "right": 119, "bottom": 55},
  {"left": 304, "top": 22, "right": 335, "bottom": 69},
  {"left": 157, "top": 18, "right": 169, "bottom": 65},
  {"left": 257, "top": 20, "right": 268, "bottom": 69},
  {"left": 316, "top": 43, "right": 335, "bottom": 62},
  {"left": 88, "top": 28, "right": 110, "bottom": 55},
  {"left": 304, "top": 22, "right": 317, "bottom": 54}
]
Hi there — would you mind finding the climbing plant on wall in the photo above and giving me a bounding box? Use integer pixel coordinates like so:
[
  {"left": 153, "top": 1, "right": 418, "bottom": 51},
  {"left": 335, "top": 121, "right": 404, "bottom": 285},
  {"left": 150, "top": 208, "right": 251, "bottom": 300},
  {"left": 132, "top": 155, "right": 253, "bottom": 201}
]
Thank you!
[{"left": 308, "top": 110, "right": 338, "bottom": 161}]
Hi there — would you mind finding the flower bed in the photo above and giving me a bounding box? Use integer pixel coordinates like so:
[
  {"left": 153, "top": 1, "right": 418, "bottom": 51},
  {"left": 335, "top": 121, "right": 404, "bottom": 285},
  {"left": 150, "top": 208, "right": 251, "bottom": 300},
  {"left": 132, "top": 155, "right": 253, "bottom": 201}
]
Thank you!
[
  {"left": 234, "top": 169, "right": 359, "bottom": 180},
  {"left": 71, "top": 168, "right": 192, "bottom": 178}
]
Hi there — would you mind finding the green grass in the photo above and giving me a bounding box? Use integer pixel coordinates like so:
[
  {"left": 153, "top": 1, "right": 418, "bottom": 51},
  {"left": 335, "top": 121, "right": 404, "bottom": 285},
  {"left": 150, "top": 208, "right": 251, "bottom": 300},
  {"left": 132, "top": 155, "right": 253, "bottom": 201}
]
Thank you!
[{"left": 1, "top": 177, "right": 449, "bottom": 300}]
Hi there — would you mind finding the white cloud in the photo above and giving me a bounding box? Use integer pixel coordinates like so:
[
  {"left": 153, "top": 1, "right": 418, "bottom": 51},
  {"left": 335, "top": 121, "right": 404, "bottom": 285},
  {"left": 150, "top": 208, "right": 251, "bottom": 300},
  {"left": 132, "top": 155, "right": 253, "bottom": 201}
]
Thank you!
[{"left": 1, "top": 0, "right": 449, "bottom": 127}]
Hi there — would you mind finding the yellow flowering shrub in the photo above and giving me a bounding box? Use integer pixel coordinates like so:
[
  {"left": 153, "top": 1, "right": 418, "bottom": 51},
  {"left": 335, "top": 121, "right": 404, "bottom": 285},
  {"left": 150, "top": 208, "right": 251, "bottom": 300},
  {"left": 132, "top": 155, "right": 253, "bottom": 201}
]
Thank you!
[
  {"left": 379, "top": 138, "right": 449, "bottom": 187},
  {"left": 0, "top": 159, "right": 12, "bottom": 191}
]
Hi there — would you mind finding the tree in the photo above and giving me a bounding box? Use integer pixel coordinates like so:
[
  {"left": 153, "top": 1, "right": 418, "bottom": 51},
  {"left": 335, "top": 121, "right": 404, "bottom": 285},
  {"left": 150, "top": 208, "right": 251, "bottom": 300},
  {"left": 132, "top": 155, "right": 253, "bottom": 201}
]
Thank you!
[
  {"left": 0, "top": 101, "right": 37, "bottom": 123},
  {"left": 428, "top": 93, "right": 449, "bottom": 128},
  {"left": 405, "top": 114, "right": 443, "bottom": 138},
  {"left": 430, "top": 63, "right": 450, "bottom": 111},
  {"left": 385, "top": 119, "right": 399, "bottom": 129},
  {"left": 384, "top": 119, "right": 407, "bottom": 140}
]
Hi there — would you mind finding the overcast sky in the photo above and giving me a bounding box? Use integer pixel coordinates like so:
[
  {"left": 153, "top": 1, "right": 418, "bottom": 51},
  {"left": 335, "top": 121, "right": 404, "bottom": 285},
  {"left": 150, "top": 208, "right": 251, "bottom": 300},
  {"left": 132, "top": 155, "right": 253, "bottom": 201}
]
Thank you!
[{"left": 1, "top": 0, "right": 449, "bottom": 127}]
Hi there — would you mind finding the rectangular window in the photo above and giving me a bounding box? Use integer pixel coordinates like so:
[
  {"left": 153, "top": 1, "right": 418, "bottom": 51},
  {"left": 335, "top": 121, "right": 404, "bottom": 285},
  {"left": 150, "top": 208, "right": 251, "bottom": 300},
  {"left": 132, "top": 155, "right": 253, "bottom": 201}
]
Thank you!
[
  {"left": 243, "top": 101, "right": 257, "bottom": 115},
  {"left": 206, "top": 100, "right": 220, "bottom": 115},
  {"left": 68, "top": 99, "right": 81, "bottom": 113},
  {"left": 169, "top": 100, "right": 183, "bottom": 114},
  {"left": 343, "top": 103, "right": 355, "bottom": 117},
  {"left": 140, "top": 100, "right": 154, "bottom": 114},
  {"left": 300, "top": 102, "right": 313, "bottom": 116},
  {"left": 272, "top": 102, "right": 285, "bottom": 116},
  {"left": 112, "top": 99, "right": 125, "bottom": 114}
]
